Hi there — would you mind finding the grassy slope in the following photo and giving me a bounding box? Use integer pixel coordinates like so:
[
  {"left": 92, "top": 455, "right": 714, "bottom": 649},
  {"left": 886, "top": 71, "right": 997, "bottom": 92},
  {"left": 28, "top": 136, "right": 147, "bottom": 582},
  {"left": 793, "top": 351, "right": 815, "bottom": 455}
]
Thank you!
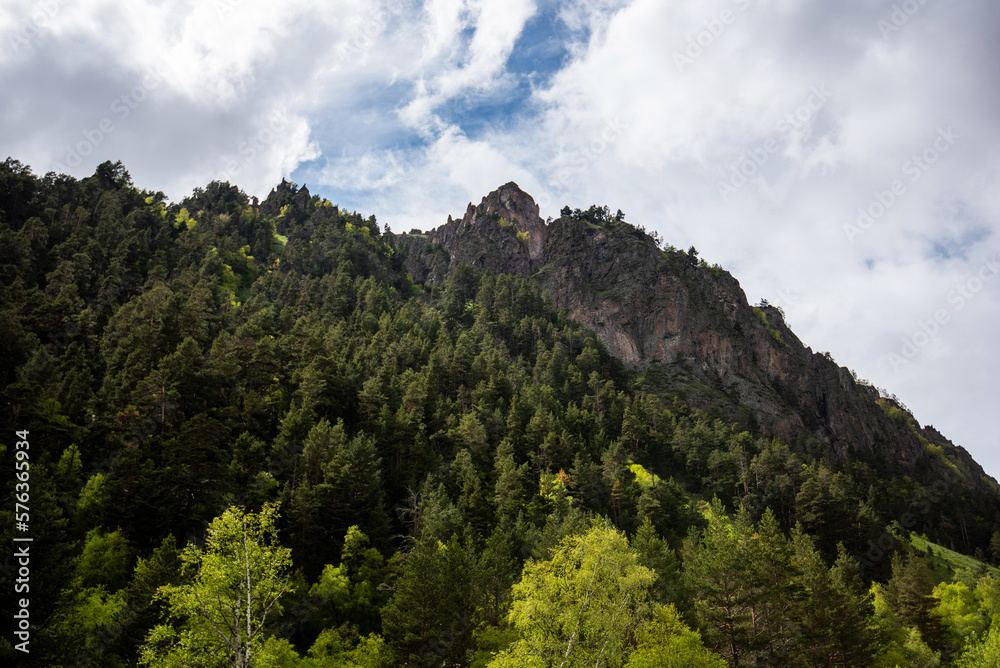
[{"left": 911, "top": 534, "right": 1000, "bottom": 582}]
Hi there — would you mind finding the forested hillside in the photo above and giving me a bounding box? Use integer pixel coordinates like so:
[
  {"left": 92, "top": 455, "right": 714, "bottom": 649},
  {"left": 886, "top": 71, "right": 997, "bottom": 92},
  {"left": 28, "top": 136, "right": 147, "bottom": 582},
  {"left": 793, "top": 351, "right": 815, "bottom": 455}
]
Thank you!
[{"left": 3, "top": 158, "right": 1000, "bottom": 666}]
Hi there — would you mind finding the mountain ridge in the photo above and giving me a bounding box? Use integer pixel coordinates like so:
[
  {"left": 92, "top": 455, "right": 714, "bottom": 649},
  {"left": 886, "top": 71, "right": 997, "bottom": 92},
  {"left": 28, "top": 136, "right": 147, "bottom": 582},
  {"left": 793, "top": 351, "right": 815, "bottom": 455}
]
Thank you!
[
  {"left": 7, "top": 157, "right": 1000, "bottom": 665},
  {"left": 392, "top": 181, "right": 996, "bottom": 494}
]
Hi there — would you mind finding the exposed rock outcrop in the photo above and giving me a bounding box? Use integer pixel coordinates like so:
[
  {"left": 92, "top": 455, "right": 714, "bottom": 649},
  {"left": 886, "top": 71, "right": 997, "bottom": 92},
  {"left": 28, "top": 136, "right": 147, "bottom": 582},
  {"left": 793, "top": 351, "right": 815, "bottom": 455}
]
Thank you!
[
  {"left": 393, "top": 183, "right": 995, "bottom": 492},
  {"left": 396, "top": 182, "right": 543, "bottom": 284},
  {"left": 259, "top": 179, "right": 314, "bottom": 219}
]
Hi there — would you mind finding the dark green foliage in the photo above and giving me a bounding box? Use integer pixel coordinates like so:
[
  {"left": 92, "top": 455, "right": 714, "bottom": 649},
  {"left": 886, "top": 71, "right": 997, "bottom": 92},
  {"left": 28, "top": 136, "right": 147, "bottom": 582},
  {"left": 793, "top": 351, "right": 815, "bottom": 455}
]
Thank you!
[
  {"left": 381, "top": 534, "right": 479, "bottom": 666},
  {"left": 885, "top": 552, "right": 944, "bottom": 650},
  {"left": 3, "top": 159, "right": 999, "bottom": 665}
]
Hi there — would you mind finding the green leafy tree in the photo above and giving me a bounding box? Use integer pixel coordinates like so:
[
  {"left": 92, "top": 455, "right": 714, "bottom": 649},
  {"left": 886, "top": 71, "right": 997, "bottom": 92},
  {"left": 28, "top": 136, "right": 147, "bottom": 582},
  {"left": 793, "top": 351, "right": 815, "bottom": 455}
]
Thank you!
[
  {"left": 140, "top": 503, "right": 293, "bottom": 668},
  {"left": 488, "top": 521, "right": 655, "bottom": 668},
  {"left": 625, "top": 605, "right": 726, "bottom": 668},
  {"left": 306, "top": 525, "right": 387, "bottom": 636},
  {"left": 953, "top": 625, "right": 1000, "bottom": 667},
  {"left": 932, "top": 580, "right": 988, "bottom": 658},
  {"left": 869, "top": 582, "right": 941, "bottom": 668},
  {"left": 44, "top": 528, "right": 136, "bottom": 666}
]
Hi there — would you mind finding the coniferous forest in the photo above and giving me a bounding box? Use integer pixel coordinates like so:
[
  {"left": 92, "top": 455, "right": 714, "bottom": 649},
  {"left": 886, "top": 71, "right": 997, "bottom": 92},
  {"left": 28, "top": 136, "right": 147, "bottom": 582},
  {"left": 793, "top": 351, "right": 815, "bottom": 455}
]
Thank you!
[{"left": 4, "top": 157, "right": 1000, "bottom": 667}]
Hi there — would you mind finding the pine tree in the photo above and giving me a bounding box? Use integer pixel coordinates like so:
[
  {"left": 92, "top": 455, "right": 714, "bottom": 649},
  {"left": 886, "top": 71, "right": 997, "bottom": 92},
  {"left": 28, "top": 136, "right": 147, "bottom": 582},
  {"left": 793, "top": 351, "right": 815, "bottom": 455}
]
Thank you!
[
  {"left": 886, "top": 552, "right": 943, "bottom": 651},
  {"left": 682, "top": 500, "right": 801, "bottom": 665},
  {"left": 381, "top": 534, "right": 478, "bottom": 667}
]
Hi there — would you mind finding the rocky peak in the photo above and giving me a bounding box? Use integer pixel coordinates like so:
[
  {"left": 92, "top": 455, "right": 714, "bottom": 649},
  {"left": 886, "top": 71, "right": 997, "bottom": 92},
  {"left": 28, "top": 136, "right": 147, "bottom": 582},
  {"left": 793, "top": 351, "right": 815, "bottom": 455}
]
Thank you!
[
  {"left": 295, "top": 184, "right": 311, "bottom": 211},
  {"left": 477, "top": 182, "right": 546, "bottom": 260},
  {"left": 259, "top": 178, "right": 313, "bottom": 219},
  {"left": 394, "top": 183, "right": 549, "bottom": 283},
  {"left": 427, "top": 183, "right": 546, "bottom": 261},
  {"left": 393, "top": 183, "right": 996, "bottom": 494}
]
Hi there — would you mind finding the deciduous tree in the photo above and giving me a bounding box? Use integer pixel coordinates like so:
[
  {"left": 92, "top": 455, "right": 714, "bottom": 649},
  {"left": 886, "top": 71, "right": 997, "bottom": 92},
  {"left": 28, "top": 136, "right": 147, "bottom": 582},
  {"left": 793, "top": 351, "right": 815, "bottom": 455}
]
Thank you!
[
  {"left": 140, "top": 503, "right": 293, "bottom": 668},
  {"left": 488, "top": 521, "right": 655, "bottom": 668}
]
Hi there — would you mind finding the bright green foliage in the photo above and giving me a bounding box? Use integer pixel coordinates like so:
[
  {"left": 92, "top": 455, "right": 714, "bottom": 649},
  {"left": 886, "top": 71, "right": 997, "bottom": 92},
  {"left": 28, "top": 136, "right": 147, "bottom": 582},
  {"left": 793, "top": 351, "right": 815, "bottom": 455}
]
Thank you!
[
  {"left": 75, "top": 527, "right": 134, "bottom": 590},
  {"left": 74, "top": 472, "right": 109, "bottom": 529},
  {"left": 869, "top": 582, "right": 941, "bottom": 668},
  {"left": 629, "top": 461, "right": 660, "bottom": 488},
  {"left": 57, "top": 442, "right": 83, "bottom": 480},
  {"left": 299, "top": 628, "right": 393, "bottom": 667},
  {"left": 953, "top": 624, "right": 1000, "bottom": 667},
  {"left": 752, "top": 306, "right": 782, "bottom": 341},
  {"left": 48, "top": 586, "right": 130, "bottom": 667},
  {"left": 307, "top": 525, "right": 387, "bottom": 636},
  {"left": 44, "top": 530, "right": 135, "bottom": 663},
  {"left": 140, "top": 503, "right": 293, "bottom": 668},
  {"left": 338, "top": 525, "right": 387, "bottom": 619},
  {"left": 932, "top": 581, "right": 988, "bottom": 656},
  {"left": 625, "top": 605, "right": 726, "bottom": 668},
  {"left": 489, "top": 522, "right": 656, "bottom": 668},
  {"left": 974, "top": 575, "right": 1000, "bottom": 622},
  {"left": 175, "top": 207, "right": 194, "bottom": 229}
]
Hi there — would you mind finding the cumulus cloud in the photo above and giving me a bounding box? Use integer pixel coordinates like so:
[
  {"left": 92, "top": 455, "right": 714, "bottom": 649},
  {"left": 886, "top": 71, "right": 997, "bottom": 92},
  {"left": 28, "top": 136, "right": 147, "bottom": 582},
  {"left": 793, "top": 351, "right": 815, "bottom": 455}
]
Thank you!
[
  {"left": 1, "top": 0, "right": 997, "bottom": 476},
  {"left": 398, "top": 0, "right": 537, "bottom": 134},
  {"left": 522, "top": 0, "right": 1000, "bottom": 474},
  {"left": 0, "top": 0, "right": 353, "bottom": 196}
]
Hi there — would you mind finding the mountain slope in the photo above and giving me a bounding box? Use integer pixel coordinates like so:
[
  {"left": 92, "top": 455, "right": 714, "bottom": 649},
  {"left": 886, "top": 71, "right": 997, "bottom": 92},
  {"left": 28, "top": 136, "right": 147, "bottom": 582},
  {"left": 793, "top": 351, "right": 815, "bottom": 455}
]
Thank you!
[
  {"left": 395, "top": 182, "right": 996, "bottom": 497},
  {"left": 5, "top": 159, "right": 1000, "bottom": 665}
]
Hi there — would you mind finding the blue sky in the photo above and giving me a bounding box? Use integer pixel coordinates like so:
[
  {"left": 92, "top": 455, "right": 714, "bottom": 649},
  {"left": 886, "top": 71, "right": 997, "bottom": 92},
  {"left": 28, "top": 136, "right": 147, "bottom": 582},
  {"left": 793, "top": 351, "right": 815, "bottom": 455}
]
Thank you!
[{"left": 2, "top": 0, "right": 999, "bottom": 478}]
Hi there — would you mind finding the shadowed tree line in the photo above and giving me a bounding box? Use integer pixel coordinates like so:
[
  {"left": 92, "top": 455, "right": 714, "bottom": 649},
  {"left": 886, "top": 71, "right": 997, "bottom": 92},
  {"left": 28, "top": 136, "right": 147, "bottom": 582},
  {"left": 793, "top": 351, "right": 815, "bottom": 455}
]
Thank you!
[{"left": 3, "top": 158, "right": 1000, "bottom": 666}]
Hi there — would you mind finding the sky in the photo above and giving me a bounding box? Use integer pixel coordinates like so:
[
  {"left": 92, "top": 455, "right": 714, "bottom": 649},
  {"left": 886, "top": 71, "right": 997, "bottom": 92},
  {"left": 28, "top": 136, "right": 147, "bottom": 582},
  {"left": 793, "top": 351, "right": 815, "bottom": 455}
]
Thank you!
[{"left": 2, "top": 0, "right": 998, "bottom": 479}]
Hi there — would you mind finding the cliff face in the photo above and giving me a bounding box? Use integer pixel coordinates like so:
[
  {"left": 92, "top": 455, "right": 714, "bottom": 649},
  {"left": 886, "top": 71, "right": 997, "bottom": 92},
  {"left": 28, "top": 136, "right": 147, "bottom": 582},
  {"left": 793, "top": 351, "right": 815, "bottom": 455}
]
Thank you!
[
  {"left": 394, "top": 183, "right": 993, "bottom": 491},
  {"left": 396, "top": 182, "right": 543, "bottom": 285}
]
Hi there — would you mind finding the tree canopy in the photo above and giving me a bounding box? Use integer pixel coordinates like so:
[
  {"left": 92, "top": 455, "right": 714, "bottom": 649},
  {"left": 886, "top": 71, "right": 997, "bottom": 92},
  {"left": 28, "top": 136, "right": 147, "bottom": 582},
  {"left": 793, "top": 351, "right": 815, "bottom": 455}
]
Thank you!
[{"left": 2, "top": 159, "right": 1000, "bottom": 667}]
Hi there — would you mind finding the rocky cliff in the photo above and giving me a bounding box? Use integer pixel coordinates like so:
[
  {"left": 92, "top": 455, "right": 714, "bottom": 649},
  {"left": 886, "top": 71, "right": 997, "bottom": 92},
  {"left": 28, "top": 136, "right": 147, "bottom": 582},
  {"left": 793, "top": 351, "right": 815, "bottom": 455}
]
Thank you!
[{"left": 393, "top": 183, "right": 994, "bottom": 493}]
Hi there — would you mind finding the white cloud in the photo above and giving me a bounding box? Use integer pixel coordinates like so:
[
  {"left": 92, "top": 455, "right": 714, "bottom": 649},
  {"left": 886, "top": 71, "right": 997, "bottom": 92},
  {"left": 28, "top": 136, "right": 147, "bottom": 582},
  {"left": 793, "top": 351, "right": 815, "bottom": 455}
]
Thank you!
[
  {"left": 399, "top": 0, "right": 536, "bottom": 132},
  {"left": 2, "top": 0, "right": 998, "bottom": 477},
  {"left": 504, "top": 0, "right": 1000, "bottom": 474},
  {"left": 0, "top": 0, "right": 368, "bottom": 197}
]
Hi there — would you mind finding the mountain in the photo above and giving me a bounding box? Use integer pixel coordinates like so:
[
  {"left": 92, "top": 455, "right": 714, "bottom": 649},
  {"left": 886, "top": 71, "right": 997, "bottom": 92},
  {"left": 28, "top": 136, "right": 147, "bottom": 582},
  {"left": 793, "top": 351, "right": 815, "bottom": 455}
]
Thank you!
[
  {"left": 5, "top": 159, "right": 1000, "bottom": 666},
  {"left": 396, "top": 181, "right": 996, "bottom": 493}
]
